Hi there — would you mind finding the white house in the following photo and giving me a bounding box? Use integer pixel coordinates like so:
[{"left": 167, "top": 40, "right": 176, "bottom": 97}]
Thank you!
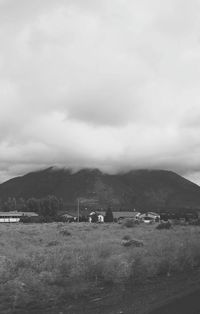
[
  {"left": 139, "top": 212, "right": 160, "bottom": 223},
  {"left": 89, "top": 211, "right": 104, "bottom": 223},
  {"left": 97, "top": 214, "right": 104, "bottom": 223}
]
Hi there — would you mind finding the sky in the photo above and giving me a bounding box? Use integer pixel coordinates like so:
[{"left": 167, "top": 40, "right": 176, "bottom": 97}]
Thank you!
[{"left": 0, "top": 0, "right": 200, "bottom": 184}]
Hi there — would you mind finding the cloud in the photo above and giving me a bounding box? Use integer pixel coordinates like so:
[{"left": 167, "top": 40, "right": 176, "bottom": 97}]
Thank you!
[{"left": 0, "top": 0, "right": 200, "bottom": 183}]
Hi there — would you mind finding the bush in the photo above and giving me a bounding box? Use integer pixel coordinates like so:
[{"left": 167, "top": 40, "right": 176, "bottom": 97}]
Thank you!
[
  {"left": 59, "top": 229, "right": 71, "bottom": 236},
  {"left": 20, "top": 215, "right": 65, "bottom": 223},
  {"left": 122, "top": 219, "right": 138, "bottom": 228},
  {"left": 46, "top": 241, "right": 59, "bottom": 247},
  {"left": 156, "top": 221, "right": 171, "bottom": 230},
  {"left": 122, "top": 235, "right": 131, "bottom": 241},
  {"left": 121, "top": 235, "right": 144, "bottom": 247},
  {"left": 20, "top": 216, "right": 45, "bottom": 223},
  {"left": 189, "top": 219, "right": 200, "bottom": 225}
]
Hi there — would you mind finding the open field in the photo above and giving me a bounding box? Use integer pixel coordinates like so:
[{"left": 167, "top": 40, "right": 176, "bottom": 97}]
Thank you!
[{"left": 1, "top": 222, "right": 200, "bottom": 313}]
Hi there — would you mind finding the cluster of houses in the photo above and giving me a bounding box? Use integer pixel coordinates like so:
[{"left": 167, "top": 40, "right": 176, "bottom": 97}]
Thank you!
[
  {"left": 0, "top": 210, "right": 161, "bottom": 223},
  {"left": 62, "top": 210, "right": 161, "bottom": 223},
  {"left": 0, "top": 209, "right": 197, "bottom": 224}
]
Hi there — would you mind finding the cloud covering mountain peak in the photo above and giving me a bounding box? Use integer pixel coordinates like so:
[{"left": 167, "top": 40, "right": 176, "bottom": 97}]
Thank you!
[{"left": 0, "top": 0, "right": 200, "bottom": 183}]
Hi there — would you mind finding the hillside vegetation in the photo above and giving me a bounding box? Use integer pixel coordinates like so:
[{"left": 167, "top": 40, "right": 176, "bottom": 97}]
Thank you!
[{"left": 0, "top": 168, "right": 200, "bottom": 211}]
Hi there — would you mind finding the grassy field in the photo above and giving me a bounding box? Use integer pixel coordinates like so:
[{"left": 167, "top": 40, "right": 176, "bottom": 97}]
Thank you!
[{"left": 1, "top": 222, "right": 200, "bottom": 313}]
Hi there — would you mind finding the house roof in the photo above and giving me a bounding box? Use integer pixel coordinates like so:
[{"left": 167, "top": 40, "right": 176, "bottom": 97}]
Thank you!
[
  {"left": 96, "top": 211, "right": 141, "bottom": 219},
  {"left": 0, "top": 211, "right": 38, "bottom": 217},
  {"left": 139, "top": 212, "right": 160, "bottom": 218},
  {"left": 61, "top": 213, "right": 76, "bottom": 218}
]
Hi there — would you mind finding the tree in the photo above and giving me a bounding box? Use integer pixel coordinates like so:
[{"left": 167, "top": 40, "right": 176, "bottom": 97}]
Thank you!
[
  {"left": 3, "top": 197, "right": 17, "bottom": 211},
  {"left": 104, "top": 207, "right": 114, "bottom": 222},
  {"left": 27, "top": 198, "right": 41, "bottom": 213},
  {"left": 17, "top": 198, "right": 27, "bottom": 211},
  {"left": 39, "top": 195, "right": 59, "bottom": 217}
]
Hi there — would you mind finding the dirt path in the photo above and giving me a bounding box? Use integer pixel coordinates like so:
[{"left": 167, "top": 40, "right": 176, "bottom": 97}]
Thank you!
[{"left": 12, "top": 269, "right": 200, "bottom": 314}]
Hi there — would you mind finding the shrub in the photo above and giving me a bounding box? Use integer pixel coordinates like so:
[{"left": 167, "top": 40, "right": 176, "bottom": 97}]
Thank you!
[
  {"left": 156, "top": 221, "right": 171, "bottom": 230},
  {"left": 122, "top": 235, "right": 131, "bottom": 241},
  {"left": 122, "top": 218, "right": 138, "bottom": 228},
  {"left": 121, "top": 235, "right": 144, "bottom": 247},
  {"left": 46, "top": 241, "right": 59, "bottom": 247},
  {"left": 59, "top": 229, "right": 71, "bottom": 236},
  {"left": 20, "top": 216, "right": 45, "bottom": 223},
  {"left": 189, "top": 219, "right": 200, "bottom": 225},
  {"left": 20, "top": 215, "right": 67, "bottom": 223}
]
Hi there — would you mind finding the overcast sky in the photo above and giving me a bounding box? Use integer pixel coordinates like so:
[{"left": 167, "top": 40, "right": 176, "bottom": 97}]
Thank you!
[{"left": 0, "top": 0, "right": 200, "bottom": 184}]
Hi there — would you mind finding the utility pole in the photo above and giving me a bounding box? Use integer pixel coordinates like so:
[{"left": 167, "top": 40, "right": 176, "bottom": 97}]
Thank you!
[
  {"left": 77, "top": 195, "right": 98, "bottom": 222},
  {"left": 77, "top": 198, "right": 80, "bottom": 222}
]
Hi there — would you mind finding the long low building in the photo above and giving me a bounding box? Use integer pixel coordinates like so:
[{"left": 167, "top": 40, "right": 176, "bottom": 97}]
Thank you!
[
  {"left": 0, "top": 211, "right": 38, "bottom": 223},
  {"left": 96, "top": 211, "right": 141, "bottom": 221}
]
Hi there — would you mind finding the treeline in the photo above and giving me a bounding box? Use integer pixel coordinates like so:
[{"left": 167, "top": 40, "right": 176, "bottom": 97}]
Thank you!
[{"left": 0, "top": 196, "right": 64, "bottom": 217}]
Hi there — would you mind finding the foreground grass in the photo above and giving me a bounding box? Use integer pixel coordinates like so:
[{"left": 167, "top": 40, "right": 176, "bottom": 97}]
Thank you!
[{"left": 0, "top": 222, "right": 200, "bottom": 312}]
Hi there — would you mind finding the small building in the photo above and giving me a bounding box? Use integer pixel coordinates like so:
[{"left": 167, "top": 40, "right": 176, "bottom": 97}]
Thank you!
[
  {"left": 112, "top": 211, "right": 141, "bottom": 222},
  {"left": 97, "top": 214, "right": 104, "bottom": 223},
  {"left": 139, "top": 212, "right": 160, "bottom": 223},
  {"left": 88, "top": 211, "right": 105, "bottom": 223},
  {"left": 0, "top": 211, "right": 38, "bottom": 223},
  {"left": 89, "top": 211, "right": 100, "bottom": 223},
  {"left": 61, "top": 213, "right": 77, "bottom": 222}
]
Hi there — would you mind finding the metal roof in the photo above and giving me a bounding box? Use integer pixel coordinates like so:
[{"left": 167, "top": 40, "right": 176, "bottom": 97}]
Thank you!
[
  {"left": 96, "top": 211, "right": 141, "bottom": 219},
  {"left": 62, "top": 213, "right": 76, "bottom": 218},
  {"left": 0, "top": 211, "right": 38, "bottom": 217},
  {"left": 139, "top": 212, "right": 160, "bottom": 218}
]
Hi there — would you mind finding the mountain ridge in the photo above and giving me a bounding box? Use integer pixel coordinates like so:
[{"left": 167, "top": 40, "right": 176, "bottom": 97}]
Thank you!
[{"left": 0, "top": 167, "right": 200, "bottom": 212}]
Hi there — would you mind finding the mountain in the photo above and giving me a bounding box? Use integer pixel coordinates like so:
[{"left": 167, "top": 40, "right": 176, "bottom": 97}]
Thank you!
[{"left": 0, "top": 167, "right": 200, "bottom": 212}]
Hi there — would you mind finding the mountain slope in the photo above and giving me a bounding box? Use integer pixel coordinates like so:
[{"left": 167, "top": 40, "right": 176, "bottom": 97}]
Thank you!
[{"left": 0, "top": 167, "right": 200, "bottom": 211}]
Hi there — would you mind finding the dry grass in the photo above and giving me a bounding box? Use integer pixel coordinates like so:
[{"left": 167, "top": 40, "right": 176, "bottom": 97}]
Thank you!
[{"left": 0, "top": 222, "right": 200, "bottom": 312}]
